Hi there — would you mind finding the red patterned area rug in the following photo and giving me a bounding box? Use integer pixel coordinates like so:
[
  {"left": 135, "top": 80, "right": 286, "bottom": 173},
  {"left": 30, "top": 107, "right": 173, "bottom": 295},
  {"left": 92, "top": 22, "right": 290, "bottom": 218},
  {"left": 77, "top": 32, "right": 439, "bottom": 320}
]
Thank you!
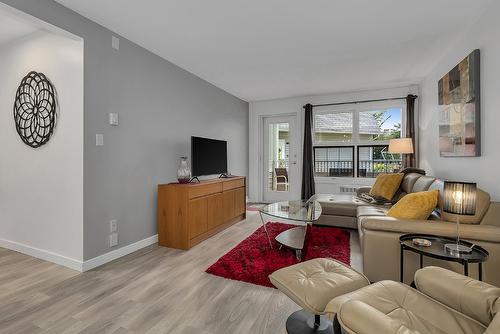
[{"left": 206, "top": 222, "right": 350, "bottom": 288}]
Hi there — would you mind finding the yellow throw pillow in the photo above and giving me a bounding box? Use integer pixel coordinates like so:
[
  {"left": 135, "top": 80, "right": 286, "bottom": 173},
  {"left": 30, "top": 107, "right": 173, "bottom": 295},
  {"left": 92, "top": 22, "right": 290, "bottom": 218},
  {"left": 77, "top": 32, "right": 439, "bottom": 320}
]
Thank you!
[
  {"left": 387, "top": 190, "right": 440, "bottom": 220},
  {"left": 370, "top": 173, "right": 404, "bottom": 200}
]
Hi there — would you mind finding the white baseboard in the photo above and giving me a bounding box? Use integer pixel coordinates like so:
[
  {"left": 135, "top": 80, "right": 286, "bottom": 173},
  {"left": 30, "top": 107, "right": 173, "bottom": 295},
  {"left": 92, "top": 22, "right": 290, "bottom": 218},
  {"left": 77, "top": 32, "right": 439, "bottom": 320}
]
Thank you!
[
  {"left": 0, "top": 234, "right": 159, "bottom": 272},
  {"left": 0, "top": 238, "right": 83, "bottom": 271},
  {"left": 82, "top": 234, "right": 158, "bottom": 272}
]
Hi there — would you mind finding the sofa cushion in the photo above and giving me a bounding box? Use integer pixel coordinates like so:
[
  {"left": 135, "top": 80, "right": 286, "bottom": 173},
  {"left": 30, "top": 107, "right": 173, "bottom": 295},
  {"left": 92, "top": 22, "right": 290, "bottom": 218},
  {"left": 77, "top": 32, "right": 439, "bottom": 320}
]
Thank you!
[
  {"left": 441, "top": 188, "right": 491, "bottom": 225},
  {"left": 313, "top": 194, "right": 367, "bottom": 217},
  {"left": 387, "top": 190, "right": 439, "bottom": 220},
  {"left": 412, "top": 175, "right": 437, "bottom": 193},
  {"left": 415, "top": 266, "right": 500, "bottom": 326},
  {"left": 400, "top": 167, "right": 426, "bottom": 175},
  {"left": 325, "top": 280, "right": 486, "bottom": 334},
  {"left": 482, "top": 202, "right": 500, "bottom": 227},
  {"left": 400, "top": 173, "right": 421, "bottom": 193},
  {"left": 357, "top": 206, "right": 389, "bottom": 218},
  {"left": 428, "top": 179, "right": 444, "bottom": 208},
  {"left": 391, "top": 190, "right": 408, "bottom": 203},
  {"left": 370, "top": 173, "right": 404, "bottom": 200}
]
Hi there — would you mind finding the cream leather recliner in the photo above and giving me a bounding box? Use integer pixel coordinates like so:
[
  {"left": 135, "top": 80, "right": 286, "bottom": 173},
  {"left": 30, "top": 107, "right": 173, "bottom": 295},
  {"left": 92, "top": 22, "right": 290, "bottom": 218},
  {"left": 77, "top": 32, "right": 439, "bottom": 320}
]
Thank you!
[{"left": 325, "top": 266, "right": 500, "bottom": 334}]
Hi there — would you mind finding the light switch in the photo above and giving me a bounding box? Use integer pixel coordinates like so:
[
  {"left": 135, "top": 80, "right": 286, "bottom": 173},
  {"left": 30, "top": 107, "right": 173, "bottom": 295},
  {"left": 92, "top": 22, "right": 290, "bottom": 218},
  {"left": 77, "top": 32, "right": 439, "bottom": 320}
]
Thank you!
[
  {"left": 109, "top": 113, "right": 119, "bottom": 126},
  {"left": 96, "top": 134, "right": 104, "bottom": 146},
  {"left": 112, "top": 36, "right": 120, "bottom": 50}
]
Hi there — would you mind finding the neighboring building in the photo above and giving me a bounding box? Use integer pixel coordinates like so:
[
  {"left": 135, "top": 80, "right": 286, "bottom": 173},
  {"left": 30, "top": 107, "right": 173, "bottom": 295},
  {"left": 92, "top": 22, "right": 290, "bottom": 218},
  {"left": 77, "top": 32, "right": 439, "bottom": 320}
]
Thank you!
[{"left": 314, "top": 112, "right": 382, "bottom": 142}]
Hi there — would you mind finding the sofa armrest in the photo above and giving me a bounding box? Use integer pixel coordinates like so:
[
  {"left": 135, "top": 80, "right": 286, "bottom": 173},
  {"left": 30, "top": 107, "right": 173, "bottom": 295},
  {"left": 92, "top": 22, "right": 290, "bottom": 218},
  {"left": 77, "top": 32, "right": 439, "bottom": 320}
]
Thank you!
[
  {"left": 356, "top": 187, "right": 371, "bottom": 196},
  {"left": 360, "top": 216, "right": 500, "bottom": 243},
  {"left": 337, "top": 300, "right": 418, "bottom": 334},
  {"left": 415, "top": 266, "right": 500, "bottom": 326}
]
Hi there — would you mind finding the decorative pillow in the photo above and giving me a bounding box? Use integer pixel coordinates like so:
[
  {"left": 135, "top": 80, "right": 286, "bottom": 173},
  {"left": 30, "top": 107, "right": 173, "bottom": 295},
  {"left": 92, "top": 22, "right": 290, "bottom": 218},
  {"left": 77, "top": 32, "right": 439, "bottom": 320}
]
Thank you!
[
  {"left": 387, "top": 189, "right": 440, "bottom": 220},
  {"left": 370, "top": 173, "right": 404, "bottom": 201}
]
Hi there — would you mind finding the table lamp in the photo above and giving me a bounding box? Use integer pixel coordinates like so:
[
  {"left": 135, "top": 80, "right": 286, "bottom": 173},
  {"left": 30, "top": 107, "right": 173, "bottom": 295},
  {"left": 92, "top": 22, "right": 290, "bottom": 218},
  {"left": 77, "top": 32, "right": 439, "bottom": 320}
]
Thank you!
[
  {"left": 388, "top": 138, "right": 413, "bottom": 171},
  {"left": 443, "top": 181, "right": 477, "bottom": 255},
  {"left": 388, "top": 138, "right": 414, "bottom": 154}
]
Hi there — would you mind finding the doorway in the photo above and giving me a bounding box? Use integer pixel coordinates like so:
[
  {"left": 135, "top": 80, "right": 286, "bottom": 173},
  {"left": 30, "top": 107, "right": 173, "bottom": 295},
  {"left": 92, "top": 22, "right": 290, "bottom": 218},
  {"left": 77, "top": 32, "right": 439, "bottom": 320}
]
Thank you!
[{"left": 262, "top": 115, "right": 300, "bottom": 202}]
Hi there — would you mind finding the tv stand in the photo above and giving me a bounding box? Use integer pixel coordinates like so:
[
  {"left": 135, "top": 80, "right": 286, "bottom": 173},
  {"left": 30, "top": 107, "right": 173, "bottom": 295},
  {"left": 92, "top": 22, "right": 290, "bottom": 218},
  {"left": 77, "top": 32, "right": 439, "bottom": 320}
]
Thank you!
[
  {"left": 157, "top": 176, "right": 246, "bottom": 250},
  {"left": 219, "top": 173, "right": 233, "bottom": 178},
  {"left": 189, "top": 176, "right": 200, "bottom": 183}
]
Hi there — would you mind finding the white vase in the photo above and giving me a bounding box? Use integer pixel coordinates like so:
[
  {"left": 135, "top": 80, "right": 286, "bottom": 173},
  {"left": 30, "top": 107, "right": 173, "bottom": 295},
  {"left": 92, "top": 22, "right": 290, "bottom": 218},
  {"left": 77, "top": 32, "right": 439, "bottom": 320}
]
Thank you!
[{"left": 177, "top": 157, "right": 191, "bottom": 183}]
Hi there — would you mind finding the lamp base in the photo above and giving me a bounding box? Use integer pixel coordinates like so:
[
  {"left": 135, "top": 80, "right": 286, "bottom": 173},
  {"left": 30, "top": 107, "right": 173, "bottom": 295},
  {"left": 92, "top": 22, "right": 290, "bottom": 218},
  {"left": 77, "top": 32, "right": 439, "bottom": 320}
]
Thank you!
[{"left": 444, "top": 243, "right": 472, "bottom": 256}]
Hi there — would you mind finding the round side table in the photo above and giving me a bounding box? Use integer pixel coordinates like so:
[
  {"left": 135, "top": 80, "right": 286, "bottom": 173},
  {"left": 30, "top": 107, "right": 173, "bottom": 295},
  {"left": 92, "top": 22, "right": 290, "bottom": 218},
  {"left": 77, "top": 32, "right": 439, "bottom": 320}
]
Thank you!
[{"left": 400, "top": 233, "right": 488, "bottom": 283}]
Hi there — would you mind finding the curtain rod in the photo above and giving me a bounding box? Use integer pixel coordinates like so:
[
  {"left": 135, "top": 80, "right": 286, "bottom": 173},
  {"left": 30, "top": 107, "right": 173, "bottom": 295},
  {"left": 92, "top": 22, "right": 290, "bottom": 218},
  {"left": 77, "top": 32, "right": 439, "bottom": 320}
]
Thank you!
[{"left": 305, "top": 95, "right": 417, "bottom": 109}]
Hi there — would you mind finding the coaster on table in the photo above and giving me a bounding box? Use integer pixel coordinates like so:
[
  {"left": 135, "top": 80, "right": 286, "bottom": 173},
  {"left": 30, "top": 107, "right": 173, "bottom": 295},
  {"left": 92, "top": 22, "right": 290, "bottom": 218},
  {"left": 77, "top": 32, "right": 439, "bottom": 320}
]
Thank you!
[{"left": 412, "top": 238, "right": 432, "bottom": 247}]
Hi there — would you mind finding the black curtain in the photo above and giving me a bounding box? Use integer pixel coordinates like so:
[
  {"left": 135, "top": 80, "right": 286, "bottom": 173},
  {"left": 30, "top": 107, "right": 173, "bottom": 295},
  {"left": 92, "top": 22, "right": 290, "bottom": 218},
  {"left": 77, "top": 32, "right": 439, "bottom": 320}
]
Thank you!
[
  {"left": 301, "top": 104, "right": 315, "bottom": 200},
  {"left": 404, "top": 94, "right": 418, "bottom": 168}
]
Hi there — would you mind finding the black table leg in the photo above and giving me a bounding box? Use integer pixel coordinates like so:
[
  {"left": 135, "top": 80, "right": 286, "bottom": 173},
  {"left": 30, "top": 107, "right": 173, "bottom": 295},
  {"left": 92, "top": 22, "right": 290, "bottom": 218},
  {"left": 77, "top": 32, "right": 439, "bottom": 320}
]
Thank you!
[
  {"left": 464, "top": 262, "right": 469, "bottom": 277},
  {"left": 400, "top": 246, "right": 404, "bottom": 283},
  {"left": 479, "top": 262, "right": 483, "bottom": 281}
]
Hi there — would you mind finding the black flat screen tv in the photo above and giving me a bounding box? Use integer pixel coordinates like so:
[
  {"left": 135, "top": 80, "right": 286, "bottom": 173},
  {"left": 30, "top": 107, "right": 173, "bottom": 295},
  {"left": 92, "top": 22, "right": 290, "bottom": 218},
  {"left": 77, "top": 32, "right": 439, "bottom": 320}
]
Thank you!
[{"left": 191, "top": 136, "right": 228, "bottom": 177}]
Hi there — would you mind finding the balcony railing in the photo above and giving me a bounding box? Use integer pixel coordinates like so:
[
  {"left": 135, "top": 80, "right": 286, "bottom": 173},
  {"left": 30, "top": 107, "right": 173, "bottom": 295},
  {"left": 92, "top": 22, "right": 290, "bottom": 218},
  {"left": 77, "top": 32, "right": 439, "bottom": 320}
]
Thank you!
[
  {"left": 314, "top": 160, "right": 402, "bottom": 178},
  {"left": 358, "top": 160, "right": 401, "bottom": 177},
  {"left": 315, "top": 161, "right": 354, "bottom": 177}
]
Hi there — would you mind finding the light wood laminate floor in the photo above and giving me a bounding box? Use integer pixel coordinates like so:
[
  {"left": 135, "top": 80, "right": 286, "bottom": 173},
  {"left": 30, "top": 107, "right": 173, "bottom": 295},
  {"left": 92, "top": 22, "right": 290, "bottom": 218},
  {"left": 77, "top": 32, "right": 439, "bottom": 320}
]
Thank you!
[{"left": 0, "top": 211, "right": 362, "bottom": 334}]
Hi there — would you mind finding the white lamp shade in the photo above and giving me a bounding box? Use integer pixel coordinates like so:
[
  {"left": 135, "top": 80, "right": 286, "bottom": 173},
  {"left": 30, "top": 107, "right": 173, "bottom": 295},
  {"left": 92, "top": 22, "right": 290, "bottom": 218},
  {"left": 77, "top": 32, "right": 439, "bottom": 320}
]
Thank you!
[{"left": 388, "top": 138, "right": 414, "bottom": 154}]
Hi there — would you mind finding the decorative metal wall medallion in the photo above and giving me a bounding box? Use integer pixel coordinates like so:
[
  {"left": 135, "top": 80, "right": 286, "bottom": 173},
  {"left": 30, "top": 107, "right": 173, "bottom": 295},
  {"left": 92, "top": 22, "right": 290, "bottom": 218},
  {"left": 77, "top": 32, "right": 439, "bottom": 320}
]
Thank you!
[{"left": 13, "top": 71, "right": 57, "bottom": 148}]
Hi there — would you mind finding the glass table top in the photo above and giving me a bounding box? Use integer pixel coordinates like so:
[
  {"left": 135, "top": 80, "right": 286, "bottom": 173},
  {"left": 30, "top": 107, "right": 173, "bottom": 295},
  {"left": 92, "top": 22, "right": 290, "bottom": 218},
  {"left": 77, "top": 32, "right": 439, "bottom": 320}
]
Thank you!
[{"left": 259, "top": 200, "right": 322, "bottom": 222}]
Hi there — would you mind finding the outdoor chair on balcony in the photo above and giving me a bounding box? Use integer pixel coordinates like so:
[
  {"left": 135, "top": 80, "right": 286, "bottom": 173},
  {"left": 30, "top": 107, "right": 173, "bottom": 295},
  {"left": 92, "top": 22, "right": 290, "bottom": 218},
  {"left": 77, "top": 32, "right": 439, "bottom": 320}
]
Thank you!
[{"left": 275, "top": 168, "right": 289, "bottom": 191}]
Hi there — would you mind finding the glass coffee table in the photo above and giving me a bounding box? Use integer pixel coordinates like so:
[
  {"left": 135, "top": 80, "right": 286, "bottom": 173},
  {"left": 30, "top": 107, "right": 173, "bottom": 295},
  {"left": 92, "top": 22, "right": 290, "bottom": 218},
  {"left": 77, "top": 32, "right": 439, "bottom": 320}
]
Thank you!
[{"left": 259, "top": 200, "right": 322, "bottom": 261}]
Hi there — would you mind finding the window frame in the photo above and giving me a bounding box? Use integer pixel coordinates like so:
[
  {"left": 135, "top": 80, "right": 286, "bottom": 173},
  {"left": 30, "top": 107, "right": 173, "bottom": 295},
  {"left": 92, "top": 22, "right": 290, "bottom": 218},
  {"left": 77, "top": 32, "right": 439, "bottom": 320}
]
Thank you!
[{"left": 313, "top": 100, "right": 407, "bottom": 179}]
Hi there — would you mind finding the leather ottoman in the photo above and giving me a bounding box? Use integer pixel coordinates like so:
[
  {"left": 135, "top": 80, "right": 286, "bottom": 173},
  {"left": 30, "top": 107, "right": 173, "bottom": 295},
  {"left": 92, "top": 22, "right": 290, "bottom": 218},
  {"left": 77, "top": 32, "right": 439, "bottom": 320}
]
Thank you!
[{"left": 269, "top": 258, "right": 369, "bottom": 334}]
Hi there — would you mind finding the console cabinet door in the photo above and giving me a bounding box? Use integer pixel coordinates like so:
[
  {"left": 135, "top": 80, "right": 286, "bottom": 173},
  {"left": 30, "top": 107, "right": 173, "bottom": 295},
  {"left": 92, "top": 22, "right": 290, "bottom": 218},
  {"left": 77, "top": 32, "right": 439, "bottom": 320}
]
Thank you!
[
  {"left": 207, "top": 193, "right": 223, "bottom": 230},
  {"left": 234, "top": 188, "right": 246, "bottom": 216},
  {"left": 188, "top": 197, "right": 208, "bottom": 238},
  {"left": 223, "top": 190, "right": 236, "bottom": 222}
]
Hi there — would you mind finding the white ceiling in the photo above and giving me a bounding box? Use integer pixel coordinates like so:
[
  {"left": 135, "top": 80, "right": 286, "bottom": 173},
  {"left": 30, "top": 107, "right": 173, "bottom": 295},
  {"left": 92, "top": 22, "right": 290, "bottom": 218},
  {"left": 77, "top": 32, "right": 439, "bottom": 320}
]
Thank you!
[
  {"left": 53, "top": 0, "right": 491, "bottom": 101},
  {"left": 0, "top": 6, "right": 40, "bottom": 46}
]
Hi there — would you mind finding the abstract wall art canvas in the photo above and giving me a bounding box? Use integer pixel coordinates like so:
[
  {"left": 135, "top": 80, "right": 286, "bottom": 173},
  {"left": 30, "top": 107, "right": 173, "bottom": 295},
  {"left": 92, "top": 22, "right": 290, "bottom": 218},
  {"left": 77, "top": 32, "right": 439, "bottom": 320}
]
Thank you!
[{"left": 438, "top": 49, "right": 481, "bottom": 157}]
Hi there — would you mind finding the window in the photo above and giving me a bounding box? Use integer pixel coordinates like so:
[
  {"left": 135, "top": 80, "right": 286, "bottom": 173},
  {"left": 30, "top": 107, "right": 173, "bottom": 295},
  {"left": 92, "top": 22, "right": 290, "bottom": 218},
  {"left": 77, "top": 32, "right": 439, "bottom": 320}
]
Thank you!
[
  {"left": 314, "top": 111, "right": 353, "bottom": 142},
  {"left": 314, "top": 146, "right": 354, "bottom": 177},
  {"left": 313, "top": 104, "right": 405, "bottom": 178},
  {"left": 359, "top": 109, "right": 402, "bottom": 141},
  {"left": 357, "top": 145, "right": 402, "bottom": 177}
]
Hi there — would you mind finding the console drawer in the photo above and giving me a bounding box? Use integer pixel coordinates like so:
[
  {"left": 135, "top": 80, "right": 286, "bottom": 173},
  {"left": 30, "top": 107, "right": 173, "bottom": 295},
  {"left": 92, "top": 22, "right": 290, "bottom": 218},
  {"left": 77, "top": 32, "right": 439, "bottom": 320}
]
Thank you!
[
  {"left": 188, "top": 183, "right": 222, "bottom": 199},
  {"left": 223, "top": 178, "right": 245, "bottom": 191}
]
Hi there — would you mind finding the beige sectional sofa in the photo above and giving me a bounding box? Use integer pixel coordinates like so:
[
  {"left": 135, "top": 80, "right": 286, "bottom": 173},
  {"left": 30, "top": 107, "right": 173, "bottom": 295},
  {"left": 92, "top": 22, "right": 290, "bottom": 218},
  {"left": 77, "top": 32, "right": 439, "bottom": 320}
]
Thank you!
[{"left": 311, "top": 172, "right": 500, "bottom": 287}]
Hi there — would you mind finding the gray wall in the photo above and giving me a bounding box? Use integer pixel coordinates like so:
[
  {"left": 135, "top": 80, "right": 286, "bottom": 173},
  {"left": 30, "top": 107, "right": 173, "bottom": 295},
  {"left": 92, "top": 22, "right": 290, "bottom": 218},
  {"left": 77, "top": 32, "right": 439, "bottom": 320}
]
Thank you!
[{"left": 2, "top": 0, "right": 249, "bottom": 260}]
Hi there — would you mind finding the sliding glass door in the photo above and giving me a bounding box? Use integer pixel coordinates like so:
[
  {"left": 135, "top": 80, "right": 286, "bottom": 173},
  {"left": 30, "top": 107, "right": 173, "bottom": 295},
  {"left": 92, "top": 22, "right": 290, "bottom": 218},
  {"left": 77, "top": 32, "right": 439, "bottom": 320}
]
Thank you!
[{"left": 262, "top": 115, "right": 300, "bottom": 202}]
